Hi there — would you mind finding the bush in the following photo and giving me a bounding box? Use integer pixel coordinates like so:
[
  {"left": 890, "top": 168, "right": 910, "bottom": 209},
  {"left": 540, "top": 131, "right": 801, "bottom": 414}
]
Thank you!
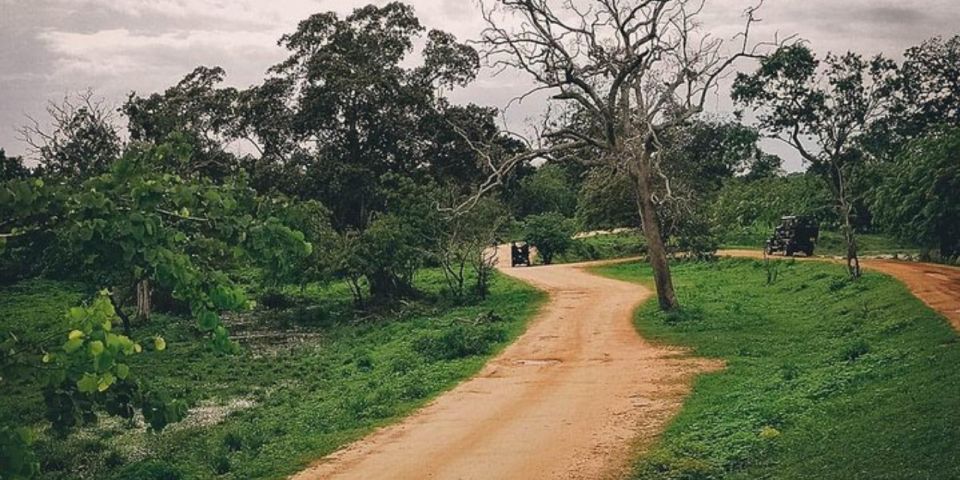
[
  {"left": 523, "top": 213, "right": 575, "bottom": 265},
  {"left": 413, "top": 323, "right": 506, "bottom": 361}
]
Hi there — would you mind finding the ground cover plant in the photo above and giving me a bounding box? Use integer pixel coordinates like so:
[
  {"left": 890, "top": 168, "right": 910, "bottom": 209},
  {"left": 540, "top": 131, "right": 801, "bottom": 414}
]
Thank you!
[
  {"left": 0, "top": 271, "right": 544, "bottom": 479},
  {"left": 594, "top": 259, "right": 960, "bottom": 479}
]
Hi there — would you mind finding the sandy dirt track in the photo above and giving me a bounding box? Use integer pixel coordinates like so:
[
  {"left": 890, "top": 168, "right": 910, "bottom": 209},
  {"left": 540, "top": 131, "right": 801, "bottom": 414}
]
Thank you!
[
  {"left": 292, "top": 247, "right": 719, "bottom": 480},
  {"left": 720, "top": 250, "right": 960, "bottom": 331}
]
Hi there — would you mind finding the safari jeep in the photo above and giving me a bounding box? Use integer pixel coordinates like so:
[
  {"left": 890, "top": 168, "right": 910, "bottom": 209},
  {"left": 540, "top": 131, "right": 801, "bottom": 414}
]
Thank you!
[{"left": 765, "top": 216, "right": 820, "bottom": 257}]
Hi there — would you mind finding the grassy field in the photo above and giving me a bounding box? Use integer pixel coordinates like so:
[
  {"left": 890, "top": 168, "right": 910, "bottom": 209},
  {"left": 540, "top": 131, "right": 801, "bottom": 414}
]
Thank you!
[
  {"left": 594, "top": 259, "right": 960, "bottom": 479},
  {"left": 0, "top": 272, "right": 544, "bottom": 479},
  {"left": 554, "top": 228, "right": 919, "bottom": 267}
]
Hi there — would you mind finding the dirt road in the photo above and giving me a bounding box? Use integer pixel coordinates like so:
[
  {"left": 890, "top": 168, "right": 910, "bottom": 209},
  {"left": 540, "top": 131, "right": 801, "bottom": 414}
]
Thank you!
[
  {"left": 292, "top": 247, "right": 719, "bottom": 480},
  {"left": 720, "top": 250, "right": 960, "bottom": 331}
]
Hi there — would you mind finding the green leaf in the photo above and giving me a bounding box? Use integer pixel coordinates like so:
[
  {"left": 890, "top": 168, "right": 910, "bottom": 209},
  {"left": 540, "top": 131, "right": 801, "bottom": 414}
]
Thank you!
[
  {"left": 63, "top": 338, "right": 84, "bottom": 353},
  {"left": 154, "top": 336, "right": 166, "bottom": 352},
  {"left": 98, "top": 372, "right": 116, "bottom": 392},
  {"left": 76, "top": 373, "right": 99, "bottom": 393},
  {"left": 197, "top": 310, "right": 219, "bottom": 332},
  {"left": 115, "top": 363, "right": 130, "bottom": 380},
  {"left": 68, "top": 305, "right": 86, "bottom": 321},
  {"left": 89, "top": 340, "right": 105, "bottom": 357},
  {"left": 68, "top": 329, "right": 85, "bottom": 340}
]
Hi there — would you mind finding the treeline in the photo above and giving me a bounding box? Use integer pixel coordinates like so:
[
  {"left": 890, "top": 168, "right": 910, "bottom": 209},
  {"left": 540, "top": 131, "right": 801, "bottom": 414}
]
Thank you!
[
  {"left": 507, "top": 37, "right": 960, "bottom": 266},
  {"left": 3, "top": 2, "right": 960, "bottom": 476}
]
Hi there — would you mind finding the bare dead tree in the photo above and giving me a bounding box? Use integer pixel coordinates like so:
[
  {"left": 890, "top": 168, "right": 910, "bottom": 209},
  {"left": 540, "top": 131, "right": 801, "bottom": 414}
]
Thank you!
[
  {"left": 472, "top": 0, "right": 784, "bottom": 310},
  {"left": 17, "top": 89, "right": 122, "bottom": 179}
]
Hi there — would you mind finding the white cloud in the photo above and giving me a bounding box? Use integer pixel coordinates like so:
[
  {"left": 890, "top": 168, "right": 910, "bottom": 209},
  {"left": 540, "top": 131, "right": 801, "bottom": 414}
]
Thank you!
[
  {"left": 3, "top": 0, "right": 960, "bottom": 169},
  {"left": 38, "top": 28, "right": 282, "bottom": 77},
  {"left": 72, "top": 0, "right": 321, "bottom": 28}
]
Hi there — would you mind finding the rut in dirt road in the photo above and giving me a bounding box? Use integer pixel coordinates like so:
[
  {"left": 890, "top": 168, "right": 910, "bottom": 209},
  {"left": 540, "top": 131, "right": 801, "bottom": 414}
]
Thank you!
[{"left": 292, "top": 249, "right": 719, "bottom": 480}]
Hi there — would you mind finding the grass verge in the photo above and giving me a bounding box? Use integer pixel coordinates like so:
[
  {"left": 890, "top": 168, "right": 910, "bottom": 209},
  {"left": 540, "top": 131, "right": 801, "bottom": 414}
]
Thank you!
[
  {"left": 554, "top": 230, "right": 647, "bottom": 264},
  {"left": 720, "top": 226, "right": 920, "bottom": 257},
  {"left": 0, "top": 271, "right": 545, "bottom": 479},
  {"left": 593, "top": 258, "right": 960, "bottom": 479}
]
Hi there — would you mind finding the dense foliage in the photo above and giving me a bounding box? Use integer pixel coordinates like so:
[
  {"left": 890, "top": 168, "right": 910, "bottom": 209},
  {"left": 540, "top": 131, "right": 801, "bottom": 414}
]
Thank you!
[
  {"left": 522, "top": 213, "right": 576, "bottom": 265},
  {"left": 873, "top": 128, "right": 960, "bottom": 259},
  {"left": 2, "top": 2, "right": 959, "bottom": 477}
]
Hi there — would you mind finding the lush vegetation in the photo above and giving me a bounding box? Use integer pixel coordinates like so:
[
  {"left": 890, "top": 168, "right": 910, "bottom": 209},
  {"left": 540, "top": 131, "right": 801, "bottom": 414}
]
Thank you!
[
  {"left": 0, "top": 4, "right": 528, "bottom": 476},
  {"left": 0, "top": 271, "right": 543, "bottom": 479},
  {"left": 872, "top": 127, "right": 960, "bottom": 260},
  {"left": 595, "top": 259, "right": 960, "bottom": 479},
  {"left": 3, "top": 1, "right": 960, "bottom": 478},
  {"left": 556, "top": 230, "right": 648, "bottom": 264}
]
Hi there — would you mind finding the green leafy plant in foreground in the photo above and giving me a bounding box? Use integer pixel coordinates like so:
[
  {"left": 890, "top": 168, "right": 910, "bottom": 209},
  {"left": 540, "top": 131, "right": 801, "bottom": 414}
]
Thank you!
[{"left": 40, "top": 292, "right": 184, "bottom": 434}]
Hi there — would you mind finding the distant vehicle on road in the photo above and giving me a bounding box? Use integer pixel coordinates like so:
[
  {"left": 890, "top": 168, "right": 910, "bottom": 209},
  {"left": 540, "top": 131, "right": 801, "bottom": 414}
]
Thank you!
[
  {"left": 511, "top": 242, "right": 531, "bottom": 267},
  {"left": 765, "top": 216, "right": 819, "bottom": 257}
]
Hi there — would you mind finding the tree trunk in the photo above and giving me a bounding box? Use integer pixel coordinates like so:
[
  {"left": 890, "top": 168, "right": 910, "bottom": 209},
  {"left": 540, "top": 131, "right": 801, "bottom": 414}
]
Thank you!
[
  {"left": 841, "top": 202, "right": 861, "bottom": 278},
  {"left": 136, "top": 278, "right": 152, "bottom": 320},
  {"left": 110, "top": 294, "right": 133, "bottom": 335},
  {"left": 832, "top": 165, "right": 861, "bottom": 279},
  {"left": 633, "top": 153, "right": 679, "bottom": 311}
]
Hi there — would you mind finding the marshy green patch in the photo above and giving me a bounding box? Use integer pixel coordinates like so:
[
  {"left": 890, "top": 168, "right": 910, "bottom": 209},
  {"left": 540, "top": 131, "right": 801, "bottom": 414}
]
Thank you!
[
  {"left": 594, "top": 259, "right": 960, "bottom": 479},
  {"left": 0, "top": 272, "right": 544, "bottom": 479}
]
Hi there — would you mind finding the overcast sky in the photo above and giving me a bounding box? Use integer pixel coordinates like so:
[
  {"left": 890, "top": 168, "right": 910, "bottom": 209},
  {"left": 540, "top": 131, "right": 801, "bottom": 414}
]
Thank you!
[{"left": 2, "top": 0, "right": 959, "bottom": 171}]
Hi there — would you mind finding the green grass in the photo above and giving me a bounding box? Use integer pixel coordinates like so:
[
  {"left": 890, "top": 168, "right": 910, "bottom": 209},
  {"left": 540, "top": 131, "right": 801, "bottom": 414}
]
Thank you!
[
  {"left": 0, "top": 271, "right": 545, "bottom": 479},
  {"left": 593, "top": 259, "right": 960, "bottom": 479},
  {"left": 720, "top": 224, "right": 920, "bottom": 257},
  {"left": 554, "top": 230, "right": 647, "bottom": 264}
]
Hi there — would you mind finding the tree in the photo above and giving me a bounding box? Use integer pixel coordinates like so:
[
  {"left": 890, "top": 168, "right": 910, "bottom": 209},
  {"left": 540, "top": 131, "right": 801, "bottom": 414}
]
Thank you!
[
  {"left": 18, "top": 91, "right": 121, "bottom": 182},
  {"left": 334, "top": 174, "right": 441, "bottom": 301},
  {"left": 123, "top": 66, "right": 240, "bottom": 180},
  {"left": 435, "top": 196, "right": 511, "bottom": 299},
  {"left": 872, "top": 127, "right": 960, "bottom": 259},
  {"left": 259, "top": 2, "right": 481, "bottom": 230},
  {"left": 513, "top": 163, "right": 578, "bottom": 219},
  {"left": 0, "top": 140, "right": 320, "bottom": 474},
  {"left": 872, "top": 35, "right": 960, "bottom": 157},
  {"left": 0, "top": 149, "right": 31, "bottom": 181},
  {"left": 577, "top": 166, "right": 640, "bottom": 231},
  {"left": 733, "top": 45, "right": 896, "bottom": 278},
  {"left": 712, "top": 173, "right": 835, "bottom": 232},
  {"left": 479, "top": 0, "right": 774, "bottom": 310},
  {"left": 523, "top": 212, "right": 574, "bottom": 265},
  {"left": 0, "top": 139, "right": 313, "bottom": 336}
]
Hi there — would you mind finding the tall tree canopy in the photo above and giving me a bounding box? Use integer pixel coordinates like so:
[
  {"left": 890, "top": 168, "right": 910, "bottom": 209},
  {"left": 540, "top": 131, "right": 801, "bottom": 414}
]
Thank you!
[
  {"left": 251, "top": 2, "right": 492, "bottom": 230},
  {"left": 733, "top": 44, "right": 897, "bottom": 277},
  {"left": 872, "top": 127, "right": 960, "bottom": 258},
  {"left": 19, "top": 91, "right": 122, "bottom": 182},
  {"left": 123, "top": 66, "right": 240, "bottom": 180}
]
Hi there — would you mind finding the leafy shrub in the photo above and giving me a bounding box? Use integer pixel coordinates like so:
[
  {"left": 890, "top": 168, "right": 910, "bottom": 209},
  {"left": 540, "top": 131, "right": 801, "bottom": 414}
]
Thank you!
[
  {"left": 523, "top": 213, "right": 575, "bottom": 265},
  {"left": 413, "top": 324, "right": 506, "bottom": 361}
]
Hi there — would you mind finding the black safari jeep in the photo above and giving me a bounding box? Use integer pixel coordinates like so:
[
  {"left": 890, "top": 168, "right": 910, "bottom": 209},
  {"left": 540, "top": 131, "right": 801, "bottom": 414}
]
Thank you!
[{"left": 765, "top": 216, "right": 820, "bottom": 257}]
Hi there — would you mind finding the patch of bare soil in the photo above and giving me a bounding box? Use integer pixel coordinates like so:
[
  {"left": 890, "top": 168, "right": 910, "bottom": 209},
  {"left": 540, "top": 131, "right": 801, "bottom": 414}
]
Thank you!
[{"left": 291, "top": 247, "right": 719, "bottom": 480}]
